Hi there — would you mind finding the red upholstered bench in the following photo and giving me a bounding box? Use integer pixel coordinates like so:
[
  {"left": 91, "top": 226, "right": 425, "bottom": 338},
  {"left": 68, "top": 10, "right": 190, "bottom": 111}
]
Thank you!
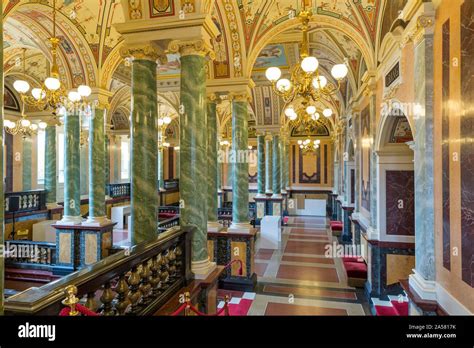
[
  {"left": 342, "top": 258, "right": 367, "bottom": 288},
  {"left": 159, "top": 213, "right": 177, "bottom": 219},
  {"left": 330, "top": 221, "right": 343, "bottom": 236}
]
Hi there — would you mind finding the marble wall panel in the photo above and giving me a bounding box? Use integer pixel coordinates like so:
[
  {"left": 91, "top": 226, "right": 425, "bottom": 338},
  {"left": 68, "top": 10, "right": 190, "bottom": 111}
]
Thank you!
[{"left": 386, "top": 171, "right": 415, "bottom": 236}]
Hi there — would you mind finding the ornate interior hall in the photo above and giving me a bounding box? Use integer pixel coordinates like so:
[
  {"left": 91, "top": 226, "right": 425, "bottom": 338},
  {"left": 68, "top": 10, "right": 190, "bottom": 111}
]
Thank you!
[{"left": 0, "top": 0, "right": 473, "bottom": 321}]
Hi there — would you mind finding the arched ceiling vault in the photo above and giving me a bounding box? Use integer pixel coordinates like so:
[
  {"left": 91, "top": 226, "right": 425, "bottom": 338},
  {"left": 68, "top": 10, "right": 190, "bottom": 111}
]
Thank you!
[{"left": 2, "top": 0, "right": 406, "bottom": 133}]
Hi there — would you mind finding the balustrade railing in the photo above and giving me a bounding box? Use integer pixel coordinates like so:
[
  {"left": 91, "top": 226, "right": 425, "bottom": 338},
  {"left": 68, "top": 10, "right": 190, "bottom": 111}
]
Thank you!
[
  {"left": 5, "top": 190, "right": 47, "bottom": 214},
  {"left": 4, "top": 240, "right": 56, "bottom": 267},
  {"left": 157, "top": 216, "right": 180, "bottom": 233},
  {"left": 106, "top": 183, "right": 131, "bottom": 199},
  {"left": 218, "top": 205, "right": 256, "bottom": 227},
  {"left": 5, "top": 226, "right": 193, "bottom": 316}
]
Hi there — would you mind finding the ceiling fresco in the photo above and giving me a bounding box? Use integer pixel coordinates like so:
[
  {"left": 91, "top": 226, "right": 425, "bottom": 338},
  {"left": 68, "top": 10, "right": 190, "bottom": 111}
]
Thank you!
[{"left": 1, "top": 0, "right": 402, "bottom": 131}]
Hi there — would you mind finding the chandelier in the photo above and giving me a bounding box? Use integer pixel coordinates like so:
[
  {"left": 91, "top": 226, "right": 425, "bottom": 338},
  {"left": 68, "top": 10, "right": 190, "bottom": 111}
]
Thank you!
[
  {"left": 4, "top": 117, "right": 47, "bottom": 138},
  {"left": 284, "top": 96, "right": 333, "bottom": 133},
  {"left": 265, "top": 6, "right": 348, "bottom": 105},
  {"left": 158, "top": 103, "right": 172, "bottom": 151},
  {"left": 12, "top": 0, "right": 91, "bottom": 116},
  {"left": 298, "top": 138, "right": 321, "bottom": 155}
]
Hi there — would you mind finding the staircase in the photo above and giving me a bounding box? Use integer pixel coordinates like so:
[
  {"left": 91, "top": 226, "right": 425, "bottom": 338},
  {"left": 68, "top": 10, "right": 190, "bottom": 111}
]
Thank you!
[{"left": 372, "top": 293, "right": 409, "bottom": 316}]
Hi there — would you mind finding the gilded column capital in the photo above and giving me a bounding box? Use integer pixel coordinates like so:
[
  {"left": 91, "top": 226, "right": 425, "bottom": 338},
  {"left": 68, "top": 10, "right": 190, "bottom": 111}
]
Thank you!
[
  {"left": 401, "top": 14, "right": 434, "bottom": 46},
  {"left": 229, "top": 92, "right": 252, "bottom": 103},
  {"left": 120, "top": 44, "right": 163, "bottom": 62},
  {"left": 264, "top": 133, "right": 273, "bottom": 142},
  {"left": 207, "top": 93, "right": 218, "bottom": 104},
  {"left": 168, "top": 39, "right": 215, "bottom": 60}
]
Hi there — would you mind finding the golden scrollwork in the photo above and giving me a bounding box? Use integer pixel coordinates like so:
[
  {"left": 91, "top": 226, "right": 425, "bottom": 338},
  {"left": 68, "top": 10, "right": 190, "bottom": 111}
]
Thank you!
[{"left": 168, "top": 39, "right": 216, "bottom": 60}]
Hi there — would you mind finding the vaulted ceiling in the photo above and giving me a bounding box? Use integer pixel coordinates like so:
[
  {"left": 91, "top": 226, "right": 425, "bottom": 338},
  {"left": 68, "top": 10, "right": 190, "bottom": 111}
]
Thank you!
[{"left": 2, "top": 0, "right": 407, "bottom": 133}]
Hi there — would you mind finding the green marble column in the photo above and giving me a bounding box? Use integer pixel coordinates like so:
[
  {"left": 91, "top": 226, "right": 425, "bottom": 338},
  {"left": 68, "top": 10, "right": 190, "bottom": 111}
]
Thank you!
[
  {"left": 175, "top": 148, "right": 180, "bottom": 179},
  {"left": 207, "top": 96, "right": 221, "bottom": 231},
  {"left": 256, "top": 134, "right": 265, "bottom": 197},
  {"left": 22, "top": 137, "right": 32, "bottom": 191},
  {"left": 272, "top": 135, "right": 281, "bottom": 197},
  {"left": 84, "top": 107, "right": 108, "bottom": 225},
  {"left": 169, "top": 40, "right": 214, "bottom": 277},
  {"left": 265, "top": 135, "right": 273, "bottom": 194},
  {"left": 45, "top": 125, "right": 57, "bottom": 206},
  {"left": 229, "top": 94, "right": 250, "bottom": 231},
  {"left": 58, "top": 111, "right": 82, "bottom": 225},
  {"left": 113, "top": 136, "right": 120, "bottom": 182},
  {"left": 80, "top": 140, "right": 88, "bottom": 196},
  {"left": 158, "top": 148, "right": 164, "bottom": 191},
  {"left": 0, "top": 0, "right": 5, "bottom": 314},
  {"left": 281, "top": 139, "right": 289, "bottom": 192},
  {"left": 129, "top": 52, "right": 158, "bottom": 245},
  {"left": 216, "top": 151, "right": 221, "bottom": 189},
  {"left": 105, "top": 135, "right": 110, "bottom": 187}
]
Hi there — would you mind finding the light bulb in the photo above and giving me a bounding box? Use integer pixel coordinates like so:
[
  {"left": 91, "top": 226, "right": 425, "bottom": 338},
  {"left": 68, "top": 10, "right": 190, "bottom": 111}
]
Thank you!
[
  {"left": 175, "top": 146, "right": 180, "bottom": 151},
  {"left": 39, "top": 121, "right": 48, "bottom": 129},
  {"left": 158, "top": 119, "right": 164, "bottom": 126},
  {"left": 276, "top": 79, "right": 291, "bottom": 92},
  {"left": 299, "top": 145, "right": 304, "bottom": 149},
  {"left": 30, "top": 124, "right": 38, "bottom": 131},
  {"left": 13, "top": 80, "right": 30, "bottom": 94},
  {"left": 78, "top": 85, "right": 92, "bottom": 97},
  {"left": 163, "top": 116, "right": 172, "bottom": 125},
  {"left": 316, "top": 140, "right": 321, "bottom": 144},
  {"left": 301, "top": 56, "right": 319, "bottom": 73},
  {"left": 21, "top": 119, "right": 31, "bottom": 127},
  {"left": 285, "top": 106, "right": 295, "bottom": 117},
  {"left": 289, "top": 113, "right": 297, "bottom": 121},
  {"left": 45, "top": 77, "right": 61, "bottom": 91},
  {"left": 331, "top": 64, "right": 348, "bottom": 80},
  {"left": 6, "top": 120, "right": 15, "bottom": 129},
  {"left": 31, "top": 88, "right": 45, "bottom": 100},
  {"left": 311, "top": 113, "right": 320, "bottom": 121},
  {"left": 323, "top": 108, "right": 333, "bottom": 117},
  {"left": 265, "top": 67, "right": 282, "bottom": 82},
  {"left": 306, "top": 105, "right": 316, "bottom": 115},
  {"left": 312, "top": 76, "right": 328, "bottom": 89},
  {"left": 68, "top": 91, "right": 81, "bottom": 102},
  {"left": 298, "top": 140, "right": 302, "bottom": 145}
]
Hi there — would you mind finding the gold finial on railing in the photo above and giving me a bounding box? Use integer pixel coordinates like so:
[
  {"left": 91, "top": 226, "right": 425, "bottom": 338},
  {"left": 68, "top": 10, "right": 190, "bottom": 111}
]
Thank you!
[
  {"left": 224, "top": 295, "right": 230, "bottom": 316},
  {"left": 184, "top": 292, "right": 191, "bottom": 317},
  {"left": 62, "top": 285, "right": 80, "bottom": 316}
]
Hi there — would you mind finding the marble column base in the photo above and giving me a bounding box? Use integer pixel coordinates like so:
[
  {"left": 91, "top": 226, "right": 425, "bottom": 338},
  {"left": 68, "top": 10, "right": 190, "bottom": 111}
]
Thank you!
[
  {"left": 192, "top": 258, "right": 217, "bottom": 280},
  {"left": 228, "top": 222, "right": 253, "bottom": 233},
  {"left": 46, "top": 202, "right": 61, "bottom": 209},
  {"left": 57, "top": 215, "right": 83, "bottom": 226},
  {"left": 409, "top": 269, "right": 437, "bottom": 301},
  {"left": 281, "top": 189, "right": 287, "bottom": 194},
  {"left": 255, "top": 193, "right": 267, "bottom": 198},
  {"left": 207, "top": 221, "right": 224, "bottom": 233},
  {"left": 265, "top": 190, "right": 273, "bottom": 195},
  {"left": 271, "top": 193, "right": 282, "bottom": 199},
  {"left": 83, "top": 216, "right": 113, "bottom": 227}
]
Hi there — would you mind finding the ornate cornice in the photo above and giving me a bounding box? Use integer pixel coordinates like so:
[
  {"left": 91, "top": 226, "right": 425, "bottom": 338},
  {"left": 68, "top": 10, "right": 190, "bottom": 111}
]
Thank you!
[{"left": 168, "top": 39, "right": 215, "bottom": 59}]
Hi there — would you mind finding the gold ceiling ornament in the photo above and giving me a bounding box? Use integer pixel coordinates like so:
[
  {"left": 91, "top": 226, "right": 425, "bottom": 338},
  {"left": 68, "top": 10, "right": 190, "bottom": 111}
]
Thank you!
[
  {"left": 265, "top": 4, "right": 348, "bottom": 107},
  {"left": 13, "top": 0, "right": 91, "bottom": 117},
  {"left": 298, "top": 138, "right": 321, "bottom": 155},
  {"left": 158, "top": 103, "right": 172, "bottom": 151}
]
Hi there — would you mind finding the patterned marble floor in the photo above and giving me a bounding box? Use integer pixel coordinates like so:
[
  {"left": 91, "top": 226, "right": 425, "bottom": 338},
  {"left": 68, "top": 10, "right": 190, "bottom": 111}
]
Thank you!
[{"left": 248, "top": 216, "right": 371, "bottom": 316}]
